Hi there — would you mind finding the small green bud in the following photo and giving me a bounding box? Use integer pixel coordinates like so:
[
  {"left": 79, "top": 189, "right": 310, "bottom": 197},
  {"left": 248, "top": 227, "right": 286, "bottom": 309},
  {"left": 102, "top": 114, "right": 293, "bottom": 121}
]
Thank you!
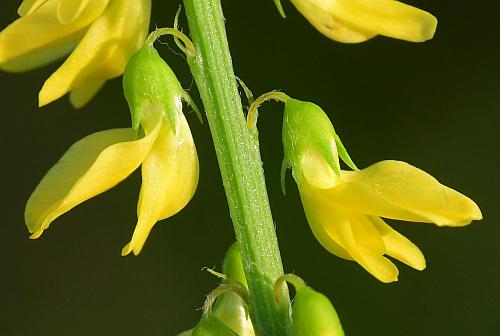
[
  {"left": 222, "top": 242, "right": 248, "bottom": 287},
  {"left": 179, "top": 244, "right": 254, "bottom": 336},
  {"left": 123, "top": 44, "right": 184, "bottom": 132},
  {"left": 292, "top": 286, "right": 344, "bottom": 336},
  {"left": 282, "top": 99, "right": 341, "bottom": 184},
  {"left": 214, "top": 243, "right": 254, "bottom": 336},
  {"left": 192, "top": 314, "right": 239, "bottom": 336}
]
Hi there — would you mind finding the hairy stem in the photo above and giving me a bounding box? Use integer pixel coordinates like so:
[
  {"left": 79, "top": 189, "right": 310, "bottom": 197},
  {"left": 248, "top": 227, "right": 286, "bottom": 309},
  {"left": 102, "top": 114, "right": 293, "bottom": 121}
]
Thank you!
[{"left": 182, "top": 0, "right": 292, "bottom": 334}]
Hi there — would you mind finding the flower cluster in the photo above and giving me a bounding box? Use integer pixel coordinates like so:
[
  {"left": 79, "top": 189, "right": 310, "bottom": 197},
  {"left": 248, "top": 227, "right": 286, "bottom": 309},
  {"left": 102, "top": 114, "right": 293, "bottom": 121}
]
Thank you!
[
  {"left": 0, "top": 0, "right": 151, "bottom": 107},
  {"left": 0, "top": 1, "right": 486, "bottom": 334},
  {"left": 1, "top": 0, "right": 483, "bottom": 294}
]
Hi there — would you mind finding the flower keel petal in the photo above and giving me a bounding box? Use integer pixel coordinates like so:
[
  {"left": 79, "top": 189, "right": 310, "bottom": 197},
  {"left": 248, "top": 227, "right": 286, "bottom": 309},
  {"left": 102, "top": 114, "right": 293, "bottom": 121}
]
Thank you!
[
  {"left": 370, "top": 216, "right": 426, "bottom": 270},
  {"left": 122, "top": 114, "right": 198, "bottom": 256}
]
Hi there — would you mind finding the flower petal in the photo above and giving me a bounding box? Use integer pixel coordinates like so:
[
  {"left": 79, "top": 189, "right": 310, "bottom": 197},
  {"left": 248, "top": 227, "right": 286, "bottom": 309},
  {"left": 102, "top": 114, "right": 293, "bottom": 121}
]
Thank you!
[
  {"left": 25, "top": 116, "right": 161, "bottom": 239},
  {"left": 347, "top": 212, "right": 400, "bottom": 282},
  {"left": 291, "top": 0, "right": 376, "bottom": 43},
  {"left": 354, "top": 246, "right": 399, "bottom": 283},
  {"left": 122, "top": 113, "right": 198, "bottom": 256},
  {"left": 301, "top": 150, "right": 338, "bottom": 189},
  {"left": 214, "top": 294, "right": 255, "bottom": 336},
  {"left": 18, "top": 0, "right": 50, "bottom": 16},
  {"left": 370, "top": 216, "right": 426, "bottom": 270},
  {"left": 331, "top": 0, "right": 437, "bottom": 42},
  {"left": 300, "top": 184, "right": 399, "bottom": 282},
  {"left": 69, "top": 79, "right": 105, "bottom": 108},
  {"left": 300, "top": 183, "right": 353, "bottom": 260},
  {"left": 349, "top": 211, "right": 385, "bottom": 254},
  {"left": 291, "top": 0, "right": 437, "bottom": 43},
  {"left": 1, "top": 0, "right": 107, "bottom": 72},
  {"left": 38, "top": 0, "right": 151, "bottom": 107},
  {"left": 57, "top": 0, "right": 95, "bottom": 24},
  {"left": 332, "top": 160, "right": 482, "bottom": 226}
]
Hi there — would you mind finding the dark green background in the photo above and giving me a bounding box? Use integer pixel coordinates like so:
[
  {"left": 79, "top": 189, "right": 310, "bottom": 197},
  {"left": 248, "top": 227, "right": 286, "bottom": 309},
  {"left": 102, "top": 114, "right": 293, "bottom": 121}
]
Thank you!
[{"left": 1, "top": 1, "right": 499, "bottom": 335}]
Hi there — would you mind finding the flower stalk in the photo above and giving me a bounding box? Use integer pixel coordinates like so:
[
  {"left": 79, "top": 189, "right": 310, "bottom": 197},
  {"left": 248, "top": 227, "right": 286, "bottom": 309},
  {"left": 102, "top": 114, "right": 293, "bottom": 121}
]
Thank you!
[{"left": 182, "top": 0, "right": 292, "bottom": 335}]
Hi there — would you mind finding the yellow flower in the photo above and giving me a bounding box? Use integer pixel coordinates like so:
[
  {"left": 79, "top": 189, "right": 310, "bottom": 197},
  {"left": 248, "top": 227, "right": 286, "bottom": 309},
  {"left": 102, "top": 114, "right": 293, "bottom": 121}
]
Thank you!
[
  {"left": 279, "top": 98, "right": 482, "bottom": 282},
  {"left": 286, "top": 0, "right": 437, "bottom": 43},
  {"left": 25, "top": 105, "right": 199, "bottom": 256},
  {"left": 0, "top": 0, "right": 151, "bottom": 107},
  {"left": 298, "top": 152, "right": 482, "bottom": 282}
]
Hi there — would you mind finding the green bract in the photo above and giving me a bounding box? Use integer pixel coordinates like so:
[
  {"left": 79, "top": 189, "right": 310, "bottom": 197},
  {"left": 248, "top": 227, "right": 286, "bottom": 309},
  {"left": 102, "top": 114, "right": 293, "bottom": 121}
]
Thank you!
[
  {"left": 123, "top": 44, "right": 183, "bottom": 133},
  {"left": 292, "top": 286, "right": 344, "bottom": 336}
]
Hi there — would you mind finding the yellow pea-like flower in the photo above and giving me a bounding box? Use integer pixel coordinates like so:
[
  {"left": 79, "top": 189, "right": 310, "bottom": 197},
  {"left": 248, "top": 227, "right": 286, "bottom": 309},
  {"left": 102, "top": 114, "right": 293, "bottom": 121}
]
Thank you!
[
  {"left": 0, "top": 0, "right": 151, "bottom": 107},
  {"left": 283, "top": 0, "right": 437, "bottom": 43},
  {"left": 281, "top": 98, "right": 482, "bottom": 283},
  {"left": 298, "top": 154, "right": 482, "bottom": 282},
  {"left": 25, "top": 105, "right": 199, "bottom": 256}
]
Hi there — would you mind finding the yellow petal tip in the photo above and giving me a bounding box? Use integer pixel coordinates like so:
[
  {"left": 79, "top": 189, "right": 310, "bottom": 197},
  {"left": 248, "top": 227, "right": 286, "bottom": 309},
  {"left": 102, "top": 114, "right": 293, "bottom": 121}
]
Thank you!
[
  {"left": 417, "top": 14, "right": 438, "bottom": 42},
  {"left": 29, "top": 230, "right": 43, "bottom": 239},
  {"left": 411, "top": 254, "right": 426, "bottom": 271},
  {"left": 121, "top": 243, "right": 132, "bottom": 256},
  {"left": 471, "top": 205, "right": 483, "bottom": 221},
  {"left": 121, "top": 243, "right": 141, "bottom": 256},
  {"left": 38, "top": 89, "right": 53, "bottom": 107},
  {"left": 380, "top": 274, "right": 398, "bottom": 284}
]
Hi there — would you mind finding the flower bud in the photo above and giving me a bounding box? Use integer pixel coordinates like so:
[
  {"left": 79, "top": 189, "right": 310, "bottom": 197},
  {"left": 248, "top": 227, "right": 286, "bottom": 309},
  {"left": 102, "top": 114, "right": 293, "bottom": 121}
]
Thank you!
[
  {"left": 178, "top": 244, "right": 254, "bottom": 336},
  {"left": 214, "top": 243, "right": 254, "bottom": 336},
  {"left": 222, "top": 243, "right": 248, "bottom": 286},
  {"left": 292, "top": 286, "right": 344, "bottom": 336}
]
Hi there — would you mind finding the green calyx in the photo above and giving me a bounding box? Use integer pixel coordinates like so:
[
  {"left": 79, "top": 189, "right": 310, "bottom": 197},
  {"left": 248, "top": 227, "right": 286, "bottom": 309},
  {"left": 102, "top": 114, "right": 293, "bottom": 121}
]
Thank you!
[
  {"left": 123, "top": 44, "right": 184, "bottom": 134},
  {"left": 282, "top": 98, "right": 358, "bottom": 187},
  {"left": 292, "top": 286, "right": 344, "bottom": 336},
  {"left": 275, "top": 274, "right": 344, "bottom": 336},
  {"left": 282, "top": 99, "right": 340, "bottom": 184}
]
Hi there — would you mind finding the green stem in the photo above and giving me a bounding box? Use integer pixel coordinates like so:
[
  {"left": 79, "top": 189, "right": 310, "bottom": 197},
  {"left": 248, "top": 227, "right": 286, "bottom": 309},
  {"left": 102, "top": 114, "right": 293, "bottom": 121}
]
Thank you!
[{"left": 182, "top": 0, "right": 292, "bottom": 335}]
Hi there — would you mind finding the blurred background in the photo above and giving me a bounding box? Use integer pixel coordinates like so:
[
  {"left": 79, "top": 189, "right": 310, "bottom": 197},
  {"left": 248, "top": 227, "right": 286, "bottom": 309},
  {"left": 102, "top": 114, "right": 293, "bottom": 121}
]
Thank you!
[{"left": 1, "top": 0, "right": 499, "bottom": 335}]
